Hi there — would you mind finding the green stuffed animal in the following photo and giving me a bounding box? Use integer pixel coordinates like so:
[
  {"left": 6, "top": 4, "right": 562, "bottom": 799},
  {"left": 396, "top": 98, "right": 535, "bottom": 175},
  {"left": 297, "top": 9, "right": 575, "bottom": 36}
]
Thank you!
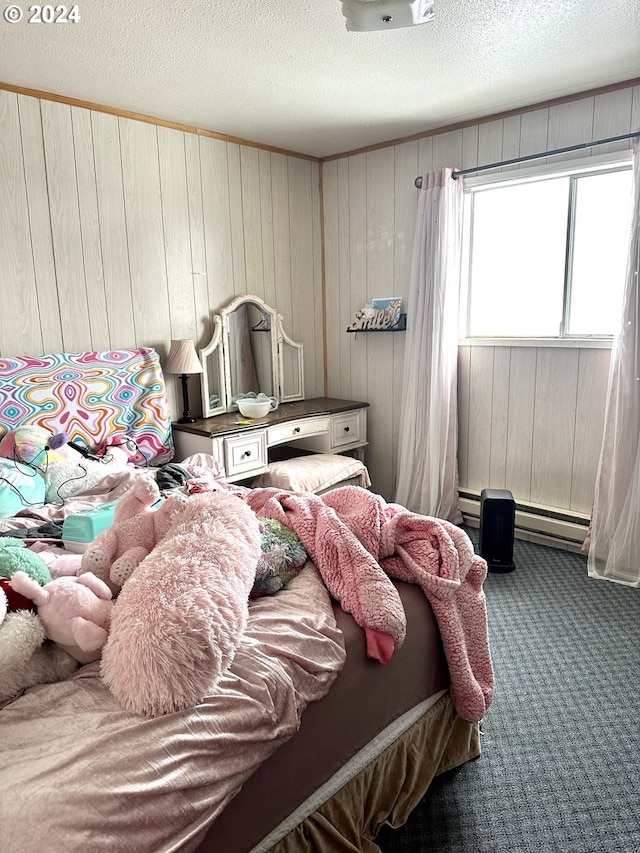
[{"left": 0, "top": 538, "right": 52, "bottom": 611}]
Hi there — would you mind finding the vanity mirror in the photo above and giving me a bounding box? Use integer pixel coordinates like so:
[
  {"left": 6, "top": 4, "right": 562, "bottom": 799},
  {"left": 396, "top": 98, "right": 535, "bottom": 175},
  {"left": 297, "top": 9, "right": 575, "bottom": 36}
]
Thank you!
[
  {"left": 199, "top": 315, "right": 225, "bottom": 417},
  {"left": 200, "top": 295, "right": 304, "bottom": 418}
]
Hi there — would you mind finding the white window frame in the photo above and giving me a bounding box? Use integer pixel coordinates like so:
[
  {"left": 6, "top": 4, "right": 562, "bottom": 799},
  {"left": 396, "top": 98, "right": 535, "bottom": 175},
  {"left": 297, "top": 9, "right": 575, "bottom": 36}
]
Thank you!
[{"left": 459, "top": 148, "right": 633, "bottom": 348}]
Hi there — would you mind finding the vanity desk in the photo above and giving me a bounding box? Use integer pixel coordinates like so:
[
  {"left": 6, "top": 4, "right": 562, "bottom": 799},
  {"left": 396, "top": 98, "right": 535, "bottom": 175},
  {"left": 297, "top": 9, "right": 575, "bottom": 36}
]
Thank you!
[
  {"left": 171, "top": 397, "right": 368, "bottom": 483},
  {"left": 177, "top": 295, "right": 368, "bottom": 483}
]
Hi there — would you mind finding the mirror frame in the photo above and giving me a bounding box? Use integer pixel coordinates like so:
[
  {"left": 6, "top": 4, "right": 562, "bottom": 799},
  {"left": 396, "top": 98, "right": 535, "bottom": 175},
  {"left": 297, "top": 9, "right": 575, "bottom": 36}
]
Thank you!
[
  {"left": 277, "top": 320, "right": 305, "bottom": 404},
  {"left": 199, "top": 315, "right": 226, "bottom": 417},
  {"left": 200, "top": 295, "right": 304, "bottom": 418},
  {"left": 221, "top": 295, "right": 279, "bottom": 408}
]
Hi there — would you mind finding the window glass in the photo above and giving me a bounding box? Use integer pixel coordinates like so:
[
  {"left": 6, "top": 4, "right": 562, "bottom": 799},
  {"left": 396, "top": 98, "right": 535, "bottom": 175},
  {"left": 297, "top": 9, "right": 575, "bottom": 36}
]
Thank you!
[
  {"left": 468, "top": 179, "right": 569, "bottom": 336},
  {"left": 465, "top": 162, "right": 633, "bottom": 340},
  {"left": 568, "top": 170, "right": 633, "bottom": 335}
]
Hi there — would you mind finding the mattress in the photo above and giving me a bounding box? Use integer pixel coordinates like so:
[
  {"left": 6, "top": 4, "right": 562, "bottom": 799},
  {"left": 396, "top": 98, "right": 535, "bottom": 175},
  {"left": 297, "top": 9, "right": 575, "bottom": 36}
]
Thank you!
[
  {"left": 194, "top": 579, "right": 450, "bottom": 852},
  {"left": 271, "top": 692, "right": 479, "bottom": 852},
  {"left": 0, "top": 564, "right": 346, "bottom": 853}
]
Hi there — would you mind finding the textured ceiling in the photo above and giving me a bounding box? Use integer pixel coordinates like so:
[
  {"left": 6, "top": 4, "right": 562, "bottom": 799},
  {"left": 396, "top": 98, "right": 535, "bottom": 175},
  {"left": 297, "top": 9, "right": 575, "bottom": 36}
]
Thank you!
[{"left": 2, "top": 0, "right": 639, "bottom": 158}]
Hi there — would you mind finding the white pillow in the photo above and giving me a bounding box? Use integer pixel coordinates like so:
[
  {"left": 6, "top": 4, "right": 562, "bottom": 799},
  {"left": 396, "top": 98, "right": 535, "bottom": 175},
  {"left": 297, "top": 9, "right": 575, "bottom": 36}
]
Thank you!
[
  {"left": 44, "top": 457, "right": 127, "bottom": 503},
  {"left": 251, "top": 454, "right": 370, "bottom": 494}
]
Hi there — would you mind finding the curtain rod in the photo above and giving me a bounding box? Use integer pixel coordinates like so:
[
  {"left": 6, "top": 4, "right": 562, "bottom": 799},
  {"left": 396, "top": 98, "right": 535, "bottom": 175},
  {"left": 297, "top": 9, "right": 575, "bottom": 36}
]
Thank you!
[{"left": 414, "top": 130, "right": 640, "bottom": 188}]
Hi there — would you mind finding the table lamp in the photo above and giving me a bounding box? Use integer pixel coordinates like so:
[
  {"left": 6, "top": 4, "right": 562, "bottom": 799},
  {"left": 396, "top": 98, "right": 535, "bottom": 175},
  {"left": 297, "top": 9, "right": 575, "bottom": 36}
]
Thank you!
[{"left": 165, "top": 339, "right": 203, "bottom": 424}]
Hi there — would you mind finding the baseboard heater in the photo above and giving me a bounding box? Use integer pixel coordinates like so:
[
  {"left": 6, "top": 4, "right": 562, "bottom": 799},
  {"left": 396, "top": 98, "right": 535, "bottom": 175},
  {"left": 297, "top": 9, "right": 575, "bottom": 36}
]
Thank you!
[{"left": 458, "top": 491, "right": 590, "bottom": 548}]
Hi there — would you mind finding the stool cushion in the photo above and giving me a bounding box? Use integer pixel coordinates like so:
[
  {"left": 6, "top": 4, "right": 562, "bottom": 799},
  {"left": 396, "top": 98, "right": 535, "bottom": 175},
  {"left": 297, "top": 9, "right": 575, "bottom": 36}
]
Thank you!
[{"left": 252, "top": 454, "right": 370, "bottom": 494}]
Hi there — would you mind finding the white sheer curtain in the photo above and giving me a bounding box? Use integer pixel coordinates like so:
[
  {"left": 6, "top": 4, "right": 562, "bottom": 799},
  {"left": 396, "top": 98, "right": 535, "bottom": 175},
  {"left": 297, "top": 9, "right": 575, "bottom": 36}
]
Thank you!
[
  {"left": 395, "top": 168, "right": 464, "bottom": 523},
  {"left": 588, "top": 138, "right": 640, "bottom": 586}
]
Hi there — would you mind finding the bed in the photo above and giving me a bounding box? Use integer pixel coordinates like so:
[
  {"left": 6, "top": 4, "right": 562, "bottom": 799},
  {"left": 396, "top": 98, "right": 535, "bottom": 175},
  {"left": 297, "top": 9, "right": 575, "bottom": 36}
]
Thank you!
[{"left": 0, "top": 348, "right": 494, "bottom": 853}]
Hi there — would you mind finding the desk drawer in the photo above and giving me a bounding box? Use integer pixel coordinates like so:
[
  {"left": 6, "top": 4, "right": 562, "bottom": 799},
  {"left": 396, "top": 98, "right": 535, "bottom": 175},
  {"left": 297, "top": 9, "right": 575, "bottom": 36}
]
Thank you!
[
  {"left": 331, "top": 411, "right": 364, "bottom": 448},
  {"left": 224, "top": 431, "right": 267, "bottom": 479},
  {"left": 172, "top": 429, "right": 223, "bottom": 464},
  {"left": 267, "top": 416, "right": 329, "bottom": 447}
]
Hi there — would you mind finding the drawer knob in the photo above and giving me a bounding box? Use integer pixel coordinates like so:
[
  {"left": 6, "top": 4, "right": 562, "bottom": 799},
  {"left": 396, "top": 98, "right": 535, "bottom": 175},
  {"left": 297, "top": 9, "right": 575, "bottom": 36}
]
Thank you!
[
  {"left": 293, "top": 426, "right": 301, "bottom": 434},
  {"left": 344, "top": 426, "right": 350, "bottom": 433},
  {"left": 244, "top": 450, "right": 252, "bottom": 458}
]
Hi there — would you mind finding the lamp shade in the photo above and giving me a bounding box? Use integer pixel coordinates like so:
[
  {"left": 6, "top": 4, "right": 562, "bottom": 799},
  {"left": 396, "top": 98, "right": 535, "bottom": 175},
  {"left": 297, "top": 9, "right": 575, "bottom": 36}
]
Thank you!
[{"left": 165, "top": 339, "right": 203, "bottom": 375}]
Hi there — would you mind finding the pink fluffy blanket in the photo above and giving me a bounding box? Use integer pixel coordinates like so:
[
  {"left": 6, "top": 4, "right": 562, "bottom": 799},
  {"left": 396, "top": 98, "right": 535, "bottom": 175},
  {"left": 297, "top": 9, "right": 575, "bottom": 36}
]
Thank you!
[{"left": 246, "top": 486, "right": 494, "bottom": 723}]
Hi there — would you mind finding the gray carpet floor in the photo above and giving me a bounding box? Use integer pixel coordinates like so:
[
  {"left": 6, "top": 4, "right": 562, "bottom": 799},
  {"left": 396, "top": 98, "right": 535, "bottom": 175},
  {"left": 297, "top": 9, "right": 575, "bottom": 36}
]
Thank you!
[{"left": 377, "top": 530, "right": 640, "bottom": 853}]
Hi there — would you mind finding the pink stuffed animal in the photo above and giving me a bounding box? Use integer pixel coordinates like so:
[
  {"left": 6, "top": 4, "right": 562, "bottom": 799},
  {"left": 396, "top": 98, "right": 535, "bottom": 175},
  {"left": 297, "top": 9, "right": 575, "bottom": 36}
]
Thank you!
[
  {"left": 9, "top": 571, "right": 114, "bottom": 664},
  {"left": 36, "top": 549, "right": 84, "bottom": 579},
  {"left": 97, "top": 435, "right": 137, "bottom": 467},
  {"left": 0, "top": 587, "right": 78, "bottom": 704},
  {"left": 80, "top": 477, "right": 188, "bottom": 592},
  {"left": 102, "top": 490, "right": 262, "bottom": 716}
]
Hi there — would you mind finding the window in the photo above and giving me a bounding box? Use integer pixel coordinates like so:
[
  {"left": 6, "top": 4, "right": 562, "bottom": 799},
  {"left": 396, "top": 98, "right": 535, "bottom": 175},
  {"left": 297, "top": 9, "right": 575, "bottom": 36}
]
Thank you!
[{"left": 463, "top": 157, "right": 633, "bottom": 340}]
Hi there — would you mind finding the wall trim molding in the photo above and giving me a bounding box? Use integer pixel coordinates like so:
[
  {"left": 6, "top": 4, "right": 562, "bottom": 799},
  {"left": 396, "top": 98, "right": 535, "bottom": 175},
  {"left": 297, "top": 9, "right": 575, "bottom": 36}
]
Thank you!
[
  {"left": 3, "top": 76, "right": 638, "bottom": 165},
  {"left": 318, "top": 161, "right": 329, "bottom": 396},
  {"left": 0, "top": 81, "right": 320, "bottom": 162},
  {"left": 321, "top": 77, "right": 640, "bottom": 162}
]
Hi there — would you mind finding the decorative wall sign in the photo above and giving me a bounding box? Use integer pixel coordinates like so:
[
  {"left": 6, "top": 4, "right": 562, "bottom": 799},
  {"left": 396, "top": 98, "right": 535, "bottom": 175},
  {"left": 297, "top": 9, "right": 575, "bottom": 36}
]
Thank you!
[{"left": 347, "top": 297, "right": 405, "bottom": 332}]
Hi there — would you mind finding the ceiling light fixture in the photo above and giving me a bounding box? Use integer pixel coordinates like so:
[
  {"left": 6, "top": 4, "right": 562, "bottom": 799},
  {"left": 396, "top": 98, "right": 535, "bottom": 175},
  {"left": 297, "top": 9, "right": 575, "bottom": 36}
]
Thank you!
[{"left": 341, "top": 0, "right": 434, "bottom": 32}]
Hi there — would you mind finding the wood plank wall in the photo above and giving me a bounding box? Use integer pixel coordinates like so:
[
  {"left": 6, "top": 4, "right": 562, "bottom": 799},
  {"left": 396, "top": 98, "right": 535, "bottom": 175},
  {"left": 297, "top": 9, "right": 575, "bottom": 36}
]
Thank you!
[
  {"left": 0, "top": 90, "right": 324, "bottom": 418},
  {"left": 2, "top": 83, "right": 639, "bottom": 512},
  {"left": 323, "top": 84, "right": 640, "bottom": 508}
]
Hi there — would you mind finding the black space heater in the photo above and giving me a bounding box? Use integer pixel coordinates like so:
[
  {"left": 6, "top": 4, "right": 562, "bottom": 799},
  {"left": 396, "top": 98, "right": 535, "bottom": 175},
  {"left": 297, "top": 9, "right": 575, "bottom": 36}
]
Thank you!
[{"left": 479, "top": 488, "right": 516, "bottom": 573}]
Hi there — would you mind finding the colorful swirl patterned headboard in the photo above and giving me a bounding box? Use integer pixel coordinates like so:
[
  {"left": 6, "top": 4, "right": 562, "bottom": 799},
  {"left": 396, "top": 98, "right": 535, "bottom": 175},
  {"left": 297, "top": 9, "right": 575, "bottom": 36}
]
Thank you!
[{"left": 0, "top": 348, "right": 174, "bottom": 465}]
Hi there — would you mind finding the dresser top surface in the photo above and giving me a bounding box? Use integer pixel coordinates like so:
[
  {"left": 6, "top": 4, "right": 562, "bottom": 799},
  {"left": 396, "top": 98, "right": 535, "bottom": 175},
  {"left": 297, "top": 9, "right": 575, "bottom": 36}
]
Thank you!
[{"left": 171, "top": 397, "right": 369, "bottom": 438}]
